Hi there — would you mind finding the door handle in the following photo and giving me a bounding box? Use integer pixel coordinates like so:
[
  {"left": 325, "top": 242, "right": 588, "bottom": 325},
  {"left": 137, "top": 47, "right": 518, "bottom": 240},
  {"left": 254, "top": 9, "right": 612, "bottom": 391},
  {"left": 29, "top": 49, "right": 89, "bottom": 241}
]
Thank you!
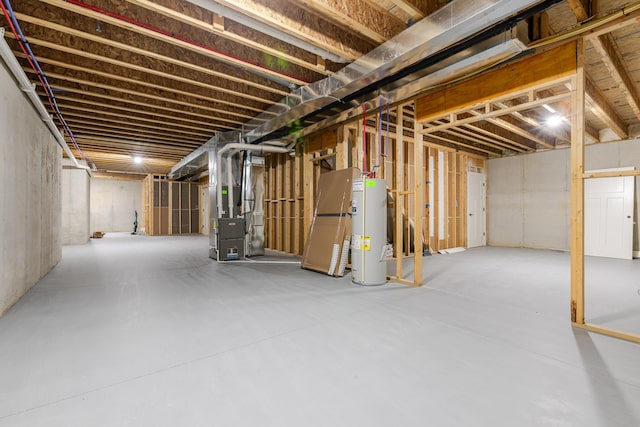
[{"left": 469, "top": 213, "right": 473, "bottom": 216}]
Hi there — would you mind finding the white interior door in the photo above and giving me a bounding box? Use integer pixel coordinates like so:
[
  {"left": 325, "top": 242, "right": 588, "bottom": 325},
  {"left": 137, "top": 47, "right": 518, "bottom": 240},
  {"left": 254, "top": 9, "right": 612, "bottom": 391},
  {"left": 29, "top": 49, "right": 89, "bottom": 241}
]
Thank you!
[
  {"left": 585, "top": 167, "right": 635, "bottom": 260},
  {"left": 467, "top": 172, "right": 486, "bottom": 248}
]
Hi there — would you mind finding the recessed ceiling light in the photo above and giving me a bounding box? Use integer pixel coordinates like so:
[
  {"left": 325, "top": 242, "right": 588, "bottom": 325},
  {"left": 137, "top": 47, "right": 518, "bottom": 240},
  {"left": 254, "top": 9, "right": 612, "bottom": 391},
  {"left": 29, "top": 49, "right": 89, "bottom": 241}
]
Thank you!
[
  {"left": 546, "top": 115, "right": 564, "bottom": 127},
  {"left": 133, "top": 156, "right": 143, "bottom": 164}
]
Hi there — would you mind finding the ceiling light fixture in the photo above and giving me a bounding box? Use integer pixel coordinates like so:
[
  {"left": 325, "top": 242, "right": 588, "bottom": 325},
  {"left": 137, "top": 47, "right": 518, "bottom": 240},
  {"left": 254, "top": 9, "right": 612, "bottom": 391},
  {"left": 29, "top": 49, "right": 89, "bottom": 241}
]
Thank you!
[
  {"left": 133, "top": 156, "right": 143, "bottom": 164},
  {"left": 546, "top": 114, "right": 564, "bottom": 127},
  {"left": 542, "top": 103, "right": 556, "bottom": 113}
]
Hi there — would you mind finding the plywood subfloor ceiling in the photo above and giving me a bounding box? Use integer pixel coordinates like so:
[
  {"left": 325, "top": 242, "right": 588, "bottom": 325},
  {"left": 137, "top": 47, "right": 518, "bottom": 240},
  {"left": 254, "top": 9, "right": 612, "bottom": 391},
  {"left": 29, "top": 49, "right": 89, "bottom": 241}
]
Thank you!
[
  {"left": 2, "top": 0, "right": 640, "bottom": 173},
  {"left": 415, "top": 0, "right": 640, "bottom": 157}
]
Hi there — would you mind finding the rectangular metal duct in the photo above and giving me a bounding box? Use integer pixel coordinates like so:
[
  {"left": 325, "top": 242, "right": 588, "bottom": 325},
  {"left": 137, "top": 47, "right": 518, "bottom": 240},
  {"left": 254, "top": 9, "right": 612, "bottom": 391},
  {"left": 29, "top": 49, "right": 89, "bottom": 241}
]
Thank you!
[
  {"left": 241, "top": 0, "right": 549, "bottom": 144},
  {"left": 170, "top": 0, "right": 553, "bottom": 180}
]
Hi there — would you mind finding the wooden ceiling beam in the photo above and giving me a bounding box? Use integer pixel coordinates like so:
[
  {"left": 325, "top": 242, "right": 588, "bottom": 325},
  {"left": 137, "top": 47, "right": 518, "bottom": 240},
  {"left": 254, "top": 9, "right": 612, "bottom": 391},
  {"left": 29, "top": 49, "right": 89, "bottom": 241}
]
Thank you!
[
  {"left": 468, "top": 111, "right": 555, "bottom": 149},
  {"left": 60, "top": 108, "right": 212, "bottom": 138},
  {"left": 582, "top": 8, "right": 640, "bottom": 40},
  {"left": 588, "top": 33, "right": 640, "bottom": 121},
  {"left": 123, "top": 0, "right": 331, "bottom": 76},
  {"left": 437, "top": 121, "right": 529, "bottom": 153},
  {"left": 64, "top": 118, "right": 206, "bottom": 144},
  {"left": 73, "top": 150, "right": 181, "bottom": 164},
  {"left": 567, "top": 0, "right": 591, "bottom": 22},
  {"left": 4, "top": 32, "right": 280, "bottom": 105},
  {"left": 77, "top": 146, "right": 184, "bottom": 160},
  {"left": 51, "top": 96, "right": 220, "bottom": 134},
  {"left": 493, "top": 101, "right": 571, "bottom": 144},
  {"left": 27, "top": 71, "right": 248, "bottom": 126},
  {"left": 74, "top": 132, "right": 202, "bottom": 156},
  {"left": 461, "top": 123, "right": 535, "bottom": 152},
  {"left": 421, "top": 132, "right": 501, "bottom": 155},
  {"left": 585, "top": 75, "right": 628, "bottom": 139},
  {"left": 42, "top": 84, "right": 237, "bottom": 131},
  {"left": 37, "top": 0, "right": 308, "bottom": 86},
  {"left": 385, "top": 0, "right": 425, "bottom": 22},
  {"left": 434, "top": 131, "right": 512, "bottom": 154},
  {"left": 212, "top": 0, "right": 373, "bottom": 61},
  {"left": 416, "top": 42, "right": 577, "bottom": 122},
  {"left": 297, "top": 0, "right": 405, "bottom": 43},
  {"left": 420, "top": 93, "right": 572, "bottom": 133},
  {"left": 74, "top": 137, "right": 194, "bottom": 156},
  {"left": 72, "top": 131, "right": 200, "bottom": 150},
  {"left": 74, "top": 143, "right": 186, "bottom": 157},
  {"left": 13, "top": 13, "right": 289, "bottom": 96},
  {"left": 16, "top": 53, "right": 267, "bottom": 115}
]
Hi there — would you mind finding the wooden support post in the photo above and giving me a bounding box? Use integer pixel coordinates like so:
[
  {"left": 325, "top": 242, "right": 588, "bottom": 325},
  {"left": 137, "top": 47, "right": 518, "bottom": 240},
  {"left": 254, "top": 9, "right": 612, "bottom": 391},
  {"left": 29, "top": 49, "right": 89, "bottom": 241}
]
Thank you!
[
  {"left": 395, "top": 105, "right": 405, "bottom": 279},
  {"left": 284, "top": 155, "right": 292, "bottom": 253},
  {"left": 456, "top": 154, "right": 465, "bottom": 248},
  {"left": 404, "top": 137, "right": 411, "bottom": 257},
  {"left": 424, "top": 149, "right": 433, "bottom": 252},
  {"left": 355, "top": 123, "right": 364, "bottom": 174},
  {"left": 265, "top": 155, "right": 271, "bottom": 248},
  {"left": 461, "top": 154, "right": 469, "bottom": 248},
  {"left": 302, "top": 145, "right": 314, "bottom": 250},
  {"left": 433, "top": 149, "right": 440, "bottom": 251},
  {"left": 294, "top": 149, "right": 302, "bottom": 255},
  {"left": 444, "top": 150, "right": 450, "bottom": 248},
  {"left": 276, "top": 154, "right": 284, "bottom": 252},
  {"left": 413, "top": 102, "right": 424, "bottom": 286},
  {"left": 336, "top": 126, "right": 349, "bottom": 169},
  {"left": 570, "top": 39, "right": 586, "bottom": 324},
  {"left": 448, "top": 151, "right": 456, "bottom": 248}
]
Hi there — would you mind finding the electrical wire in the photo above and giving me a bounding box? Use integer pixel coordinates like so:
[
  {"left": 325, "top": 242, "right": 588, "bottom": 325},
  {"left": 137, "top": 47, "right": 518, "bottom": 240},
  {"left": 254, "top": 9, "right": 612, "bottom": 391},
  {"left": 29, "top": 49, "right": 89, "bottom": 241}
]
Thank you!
[{"left": 1, "top": 0, "right": 95, "bottom": 169}]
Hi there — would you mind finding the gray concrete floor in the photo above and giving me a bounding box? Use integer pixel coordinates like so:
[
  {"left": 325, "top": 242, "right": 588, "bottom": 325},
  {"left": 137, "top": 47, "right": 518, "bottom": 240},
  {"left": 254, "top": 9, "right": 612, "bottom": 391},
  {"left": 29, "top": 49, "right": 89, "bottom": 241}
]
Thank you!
[{"left": 1, "top": 233, "right": 639, "bottom": 426}]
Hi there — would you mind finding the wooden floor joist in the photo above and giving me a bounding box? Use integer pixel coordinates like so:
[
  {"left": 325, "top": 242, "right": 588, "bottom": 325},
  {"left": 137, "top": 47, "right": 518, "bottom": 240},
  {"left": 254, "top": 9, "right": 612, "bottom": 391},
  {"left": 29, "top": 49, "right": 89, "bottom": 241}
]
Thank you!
[{"left": 13, "top": 13, "right": 290, "bottom": 97}]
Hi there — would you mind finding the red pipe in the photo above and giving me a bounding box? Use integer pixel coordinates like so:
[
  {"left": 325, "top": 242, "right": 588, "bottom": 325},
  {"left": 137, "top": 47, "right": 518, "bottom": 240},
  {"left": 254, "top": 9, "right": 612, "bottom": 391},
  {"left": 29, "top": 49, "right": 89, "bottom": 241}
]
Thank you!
[
  {"left": 1, "top": 0, "right": 92, "bottom": 167},
  {"left": 65, "top": 0, "right": 309, "bottom": 85}
]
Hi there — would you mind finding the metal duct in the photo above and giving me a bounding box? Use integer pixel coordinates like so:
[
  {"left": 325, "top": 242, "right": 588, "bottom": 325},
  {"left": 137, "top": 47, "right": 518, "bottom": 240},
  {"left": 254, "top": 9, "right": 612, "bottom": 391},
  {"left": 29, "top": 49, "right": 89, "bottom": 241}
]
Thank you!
[
  {"left": 170, "top": 0, "right": 561, "bottom": 180},
  {"left": 185, "top": 0, "right": 350, "bottom": 64},
  {"left": 241, "top": 0, "right": 560, "bottom": 144}
]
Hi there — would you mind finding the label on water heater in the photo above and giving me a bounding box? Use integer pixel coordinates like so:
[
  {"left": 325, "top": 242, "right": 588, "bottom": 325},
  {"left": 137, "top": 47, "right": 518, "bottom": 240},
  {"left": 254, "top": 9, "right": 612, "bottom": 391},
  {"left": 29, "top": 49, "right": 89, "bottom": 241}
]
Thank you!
[
  {"left": 352, "top": 180, "right": 364, "bottom": 192},
  {"left": 365, "top": 180, "right": 377, "bottom": 187},
  {"left": 352, "top": 234, "right": 361, "bottom": 250},
  {"left": 363, "top": 236, "right": 371, "bottom": 251}
]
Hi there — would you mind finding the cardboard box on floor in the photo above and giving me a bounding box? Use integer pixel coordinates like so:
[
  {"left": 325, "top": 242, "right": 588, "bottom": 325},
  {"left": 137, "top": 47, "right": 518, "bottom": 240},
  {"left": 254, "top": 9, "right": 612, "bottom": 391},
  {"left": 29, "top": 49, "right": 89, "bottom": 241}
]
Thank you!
[{"left": 302, "top": 167, "right": 361, "bottom": 276}]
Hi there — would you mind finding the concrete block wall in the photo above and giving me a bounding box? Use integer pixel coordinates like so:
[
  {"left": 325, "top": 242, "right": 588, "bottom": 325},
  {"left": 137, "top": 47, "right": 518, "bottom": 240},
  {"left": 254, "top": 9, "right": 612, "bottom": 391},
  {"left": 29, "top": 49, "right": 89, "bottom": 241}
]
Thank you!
[
  {"left": 90, "top": 178, "right": 142, "bottom": 233},
  {"left": 488, "top": 139, "right": 640, "bottom": 252},
  {"left": 62, "top": 160, "right": 90, "bottom": 245},
  {"left": 0, "top": 64, "right": 62, "bottom": 316}
]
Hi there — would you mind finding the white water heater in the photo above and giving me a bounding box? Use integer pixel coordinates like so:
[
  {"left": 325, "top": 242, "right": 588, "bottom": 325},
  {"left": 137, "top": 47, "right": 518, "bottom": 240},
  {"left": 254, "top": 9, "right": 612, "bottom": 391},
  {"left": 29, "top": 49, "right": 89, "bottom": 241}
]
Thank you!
[{"left": 351, "top": 178, "right": 387, "bottom": 286}]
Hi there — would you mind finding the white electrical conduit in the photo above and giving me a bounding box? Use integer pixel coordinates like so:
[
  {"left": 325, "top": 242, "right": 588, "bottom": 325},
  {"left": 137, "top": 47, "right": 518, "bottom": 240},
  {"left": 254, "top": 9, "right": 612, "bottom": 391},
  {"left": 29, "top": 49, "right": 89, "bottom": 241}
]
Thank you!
[
  {"left": 0, "top": 28, "right": 91, "bottom": 174},
  {"left": 216, "top": 142, "right": 295, "bottom": 218}
]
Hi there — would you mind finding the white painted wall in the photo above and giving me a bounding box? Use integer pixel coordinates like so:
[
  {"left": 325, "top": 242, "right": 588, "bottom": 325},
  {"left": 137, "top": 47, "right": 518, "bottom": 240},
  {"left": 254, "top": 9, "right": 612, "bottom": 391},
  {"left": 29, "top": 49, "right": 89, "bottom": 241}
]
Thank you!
[
  {"left": 90, "top": 178, "right": 142, "bottom": 233},
  {"left": 488, "top": 139, "right": 640, "bottom": 252},
  {"left": 0, "top": 64, "right": 62, "bottom": 316},
  {"left": 62, "top": 160, "right": 90, "bottom": 245}
]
